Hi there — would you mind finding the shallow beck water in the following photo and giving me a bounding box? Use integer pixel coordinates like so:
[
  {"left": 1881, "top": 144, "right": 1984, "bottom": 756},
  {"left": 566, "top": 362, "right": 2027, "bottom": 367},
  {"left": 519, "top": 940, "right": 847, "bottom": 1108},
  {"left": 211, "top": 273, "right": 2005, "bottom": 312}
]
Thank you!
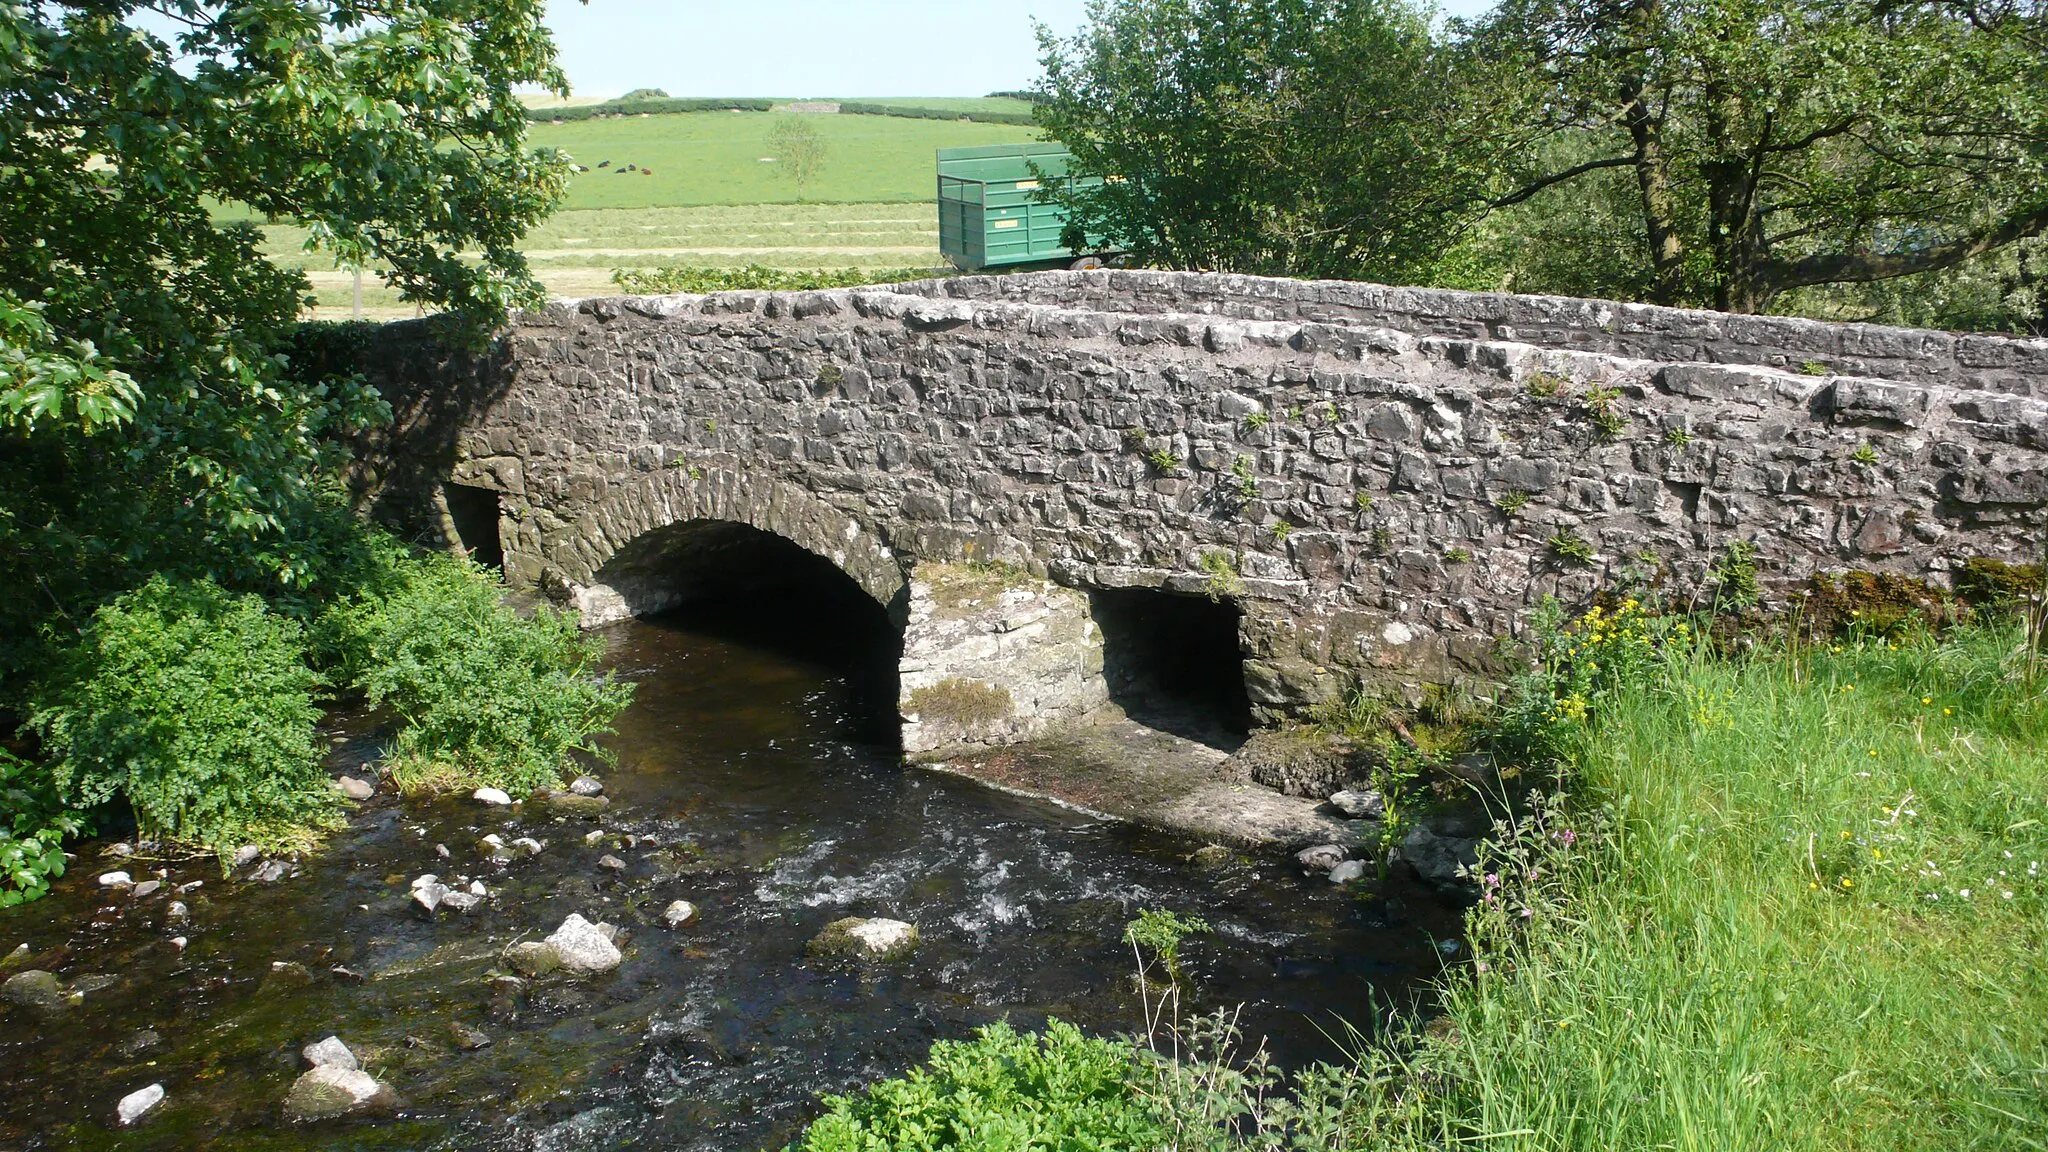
[{"left": 0, "top": 615, "right": 1464, "bottom": 1151}]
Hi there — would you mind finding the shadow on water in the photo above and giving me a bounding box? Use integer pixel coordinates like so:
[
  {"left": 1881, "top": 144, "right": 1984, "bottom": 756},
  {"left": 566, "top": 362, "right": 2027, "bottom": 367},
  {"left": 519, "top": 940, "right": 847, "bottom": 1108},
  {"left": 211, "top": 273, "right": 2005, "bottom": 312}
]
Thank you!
[{"left": 0, "top": 612, "right": 1464, "bottom": 1152}]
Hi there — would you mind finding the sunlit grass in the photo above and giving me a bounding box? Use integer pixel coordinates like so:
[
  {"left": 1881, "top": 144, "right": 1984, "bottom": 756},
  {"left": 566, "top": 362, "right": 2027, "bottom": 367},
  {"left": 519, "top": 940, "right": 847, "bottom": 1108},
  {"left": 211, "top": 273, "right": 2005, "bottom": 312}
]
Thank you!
[{"left": 1420, "top": 624, "right": 2048, "bottom": 1151}]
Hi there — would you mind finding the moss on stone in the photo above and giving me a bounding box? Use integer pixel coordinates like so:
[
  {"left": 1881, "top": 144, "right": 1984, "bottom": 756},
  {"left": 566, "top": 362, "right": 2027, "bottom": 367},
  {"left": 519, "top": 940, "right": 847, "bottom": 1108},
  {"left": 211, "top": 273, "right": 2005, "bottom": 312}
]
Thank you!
[
  {"left": 1793, "top": 571, "right": 1964, "bottom": 637},
  {"left": 1955, "top": 556, "right": 2045, "bottom": 610},
  {"left": 906, "top": 678, "right": 1013, "bottom": 729}
]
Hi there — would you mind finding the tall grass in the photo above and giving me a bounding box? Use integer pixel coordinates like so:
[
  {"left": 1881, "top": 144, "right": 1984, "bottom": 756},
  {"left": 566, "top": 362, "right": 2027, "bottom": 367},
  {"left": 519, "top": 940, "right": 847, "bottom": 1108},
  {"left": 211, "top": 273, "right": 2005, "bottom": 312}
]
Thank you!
[{"left": 1411, "top": 623, "right": 2048, "bottom": 1151}]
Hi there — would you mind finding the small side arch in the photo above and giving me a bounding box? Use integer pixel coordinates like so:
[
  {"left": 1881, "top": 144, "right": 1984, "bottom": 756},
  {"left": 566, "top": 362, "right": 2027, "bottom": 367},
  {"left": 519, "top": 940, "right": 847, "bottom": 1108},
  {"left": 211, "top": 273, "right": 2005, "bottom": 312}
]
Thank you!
[{"left": 534, "top": 466, "right": 909, "bottom": 627}]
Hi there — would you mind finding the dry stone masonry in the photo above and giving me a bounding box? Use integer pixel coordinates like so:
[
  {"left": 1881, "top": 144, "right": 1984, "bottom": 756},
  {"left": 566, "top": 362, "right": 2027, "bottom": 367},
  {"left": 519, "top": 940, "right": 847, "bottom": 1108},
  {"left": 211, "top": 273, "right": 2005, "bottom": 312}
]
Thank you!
[{"left": 354, "top": 270, "right": 2048, "bottom": 749}]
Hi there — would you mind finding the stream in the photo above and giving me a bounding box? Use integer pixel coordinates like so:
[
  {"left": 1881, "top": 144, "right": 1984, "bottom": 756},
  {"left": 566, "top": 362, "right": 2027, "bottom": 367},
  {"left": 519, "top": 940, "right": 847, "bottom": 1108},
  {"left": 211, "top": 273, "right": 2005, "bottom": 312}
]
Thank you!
[{"left": 0, "top": 613, "right": 1463, "bottom": 1151}]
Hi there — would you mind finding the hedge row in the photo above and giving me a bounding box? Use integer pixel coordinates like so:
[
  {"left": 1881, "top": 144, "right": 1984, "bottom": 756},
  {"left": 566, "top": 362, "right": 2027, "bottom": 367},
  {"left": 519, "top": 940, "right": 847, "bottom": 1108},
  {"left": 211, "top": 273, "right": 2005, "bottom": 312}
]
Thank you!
[
  {"left": 528, "top": 97, "right": 775, "bottom": 122},
  {"left": 528, "top": 98, "right": 1037, "bottom": 127},
  {"left": 838, "top": 102, "right": 1037, "bottom": 126}
]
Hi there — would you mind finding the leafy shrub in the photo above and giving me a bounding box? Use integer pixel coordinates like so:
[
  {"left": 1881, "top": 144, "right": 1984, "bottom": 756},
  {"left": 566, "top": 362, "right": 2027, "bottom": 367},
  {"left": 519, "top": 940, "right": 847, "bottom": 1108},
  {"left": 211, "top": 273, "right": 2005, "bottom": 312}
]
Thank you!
[
  {"left": 322, "top": 554, "right": 633, "bottom": 794},
  {"left": 611, "top": 264, "right": 946, "bottom": 294},
  {"left": 27, "top": 577, "right": 335, "bottom": 850},
  {"left": 528, "top": 96, "right": 773, "bottom": 122},
  {"left": 1493, "top": 596, "right": 1688, "bottom": 763},
  {"left": 789, "top": 1019, "right": 1164, "bottom": 1152},
  {"left": 0, "top": 749, "right": 87, "bottom": 906}
]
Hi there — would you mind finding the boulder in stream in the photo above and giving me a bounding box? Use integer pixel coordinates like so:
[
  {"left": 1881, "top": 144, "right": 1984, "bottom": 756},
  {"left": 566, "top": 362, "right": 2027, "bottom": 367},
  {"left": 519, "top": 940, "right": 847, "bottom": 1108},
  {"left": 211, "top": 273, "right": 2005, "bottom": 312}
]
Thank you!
[
  {"left": 1328, "top": 789, "right": 1386, "bottom": 820},
  {"left": 541, "top": 790, "right": 610, "bottom": 818},
  {"left": 1328, "top": 859, "right": 1369, "bottom": 885},
  {"left": 569, "top": 776, "right": 605, "bottom": 796},
  {"left": 116, "top": 1083, "right": 165, "bottom": 1126},
  {"left": 283, "top": 1065, "right": 395, "bottom": 1123},
  {"left": 301, "top": 1036, "right": 358, "bottom": 1071},
  {"left": 472, "top": 787, "right": 514, "bottom": 806},
  {"left": 808, "top": 917, "right": 920, "bottom": 961},
  {"left": 336, "top": 776, "right": 376, "bottom": 801},
  {"left": 1396, "top": 827, "right": 1481, "bottom": 892},
  {"left": 1294, "top": 844, "right": 1347, "bottom": 875},
  {"left": 1, "top": 969, "right": 66, "bottom": 1012},
  {"left": 250, "top": 859, "right": 293, "bottom": 883},
  {"left": 545, "top": 914, "right": 624, "bottom": 974},
  {"left": 98, "top": 871, "right": 134, "bottom": 889}
]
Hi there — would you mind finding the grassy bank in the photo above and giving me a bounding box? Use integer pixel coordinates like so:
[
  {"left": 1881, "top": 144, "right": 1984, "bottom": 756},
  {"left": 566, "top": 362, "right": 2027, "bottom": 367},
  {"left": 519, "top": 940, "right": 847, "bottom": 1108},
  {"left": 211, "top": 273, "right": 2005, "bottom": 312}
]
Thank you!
[{"left": 795, "top": 614, "right": 2048, "bottom": 1150}]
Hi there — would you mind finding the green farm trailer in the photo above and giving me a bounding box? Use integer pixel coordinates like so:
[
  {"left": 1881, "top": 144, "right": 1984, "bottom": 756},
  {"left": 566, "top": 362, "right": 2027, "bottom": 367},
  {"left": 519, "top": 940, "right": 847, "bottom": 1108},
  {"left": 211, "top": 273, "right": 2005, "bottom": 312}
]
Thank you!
[{"left": 937, "top": 143, "right": 1113, "bottom": 272}]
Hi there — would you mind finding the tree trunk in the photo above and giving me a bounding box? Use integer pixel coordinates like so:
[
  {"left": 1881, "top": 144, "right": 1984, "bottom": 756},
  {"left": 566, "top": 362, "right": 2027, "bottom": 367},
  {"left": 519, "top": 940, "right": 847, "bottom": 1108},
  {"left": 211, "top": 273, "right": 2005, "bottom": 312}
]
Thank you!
[{"left": 1620, "top": 0, "right": 1684, "bottom": 304}]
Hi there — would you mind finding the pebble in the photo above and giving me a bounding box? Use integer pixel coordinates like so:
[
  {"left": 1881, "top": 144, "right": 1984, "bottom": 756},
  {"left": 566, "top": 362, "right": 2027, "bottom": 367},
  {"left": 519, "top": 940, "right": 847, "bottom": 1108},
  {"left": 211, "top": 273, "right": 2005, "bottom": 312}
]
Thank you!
[
  {"left": 435, "top": 843, "right": 451, "bottom": 859},
  {"left": 302, "top": 1035, "right": 359, "bottom": 1071},
  {"left": 472, "top": 787, "right": 514, "bottom": 806},
  {"left": 98, "top": 871, "right": 134, "bottom": 889},
  {"left": 165, "top": 900, "right": 190, "bottom": 921},
  {"left": 116, "top": 1083, "right": 165, "bottom": 1126},
  {"left": 1329, "top": 860, "right": 1369, "bottom": 885},
  {"left": 336, "top": 775, "right": 376, "bottom": 801},
  {"left": 170, "top": 937, "right": 188, "bottom": 951},
  {"left": 413, "top": 881, "right": 450, "bottom": 914},
  {"left": 511, "top": 837, "right": 544, "bottom": 857},
  {"left": 469, "top": 880, "right": 488, "bottom": 897},
  {"left": 598, "top": 855, "right": 626, "bottom": 871},
  {"left": 439, "top": 891, "right": 482, "bottom": 913},
  {"left": 117, "top": 1028, "right": 163, "bottom": 1058},
  {"left": 233, "top": 845, "right": 262, "bottom": 868},
  {"left": 568, "top": 776, "right": 605, "bottom": 796},
  {"left": 662, "top": 900, "right": 698, "bottom": 928},
  {"left": 130, "top": 880, "right": 161, "bottom": 899},
  {"left": 582, "top": 829, "right": 606, "bottom": 846},
  {"left": 178, "top": 880, "right": 203, "bottom": 894}
]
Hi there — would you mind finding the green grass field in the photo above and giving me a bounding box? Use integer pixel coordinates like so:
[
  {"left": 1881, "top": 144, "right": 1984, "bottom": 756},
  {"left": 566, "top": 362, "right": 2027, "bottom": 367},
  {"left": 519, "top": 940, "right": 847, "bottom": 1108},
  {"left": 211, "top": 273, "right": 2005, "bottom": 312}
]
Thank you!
[
  {"left": 525, "top": 110, "right": 1039, "bottom": 209},
  {"left": 265, "top": 106, "right": 1039, "bottom": 317}
]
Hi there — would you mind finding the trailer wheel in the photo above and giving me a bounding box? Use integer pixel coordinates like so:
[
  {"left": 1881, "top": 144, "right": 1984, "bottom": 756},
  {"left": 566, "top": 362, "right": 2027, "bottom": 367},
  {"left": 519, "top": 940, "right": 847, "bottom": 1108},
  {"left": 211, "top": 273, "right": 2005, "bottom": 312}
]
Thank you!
[{"left": 1069, "top": 255, "right": 1105, "bottom": 271}]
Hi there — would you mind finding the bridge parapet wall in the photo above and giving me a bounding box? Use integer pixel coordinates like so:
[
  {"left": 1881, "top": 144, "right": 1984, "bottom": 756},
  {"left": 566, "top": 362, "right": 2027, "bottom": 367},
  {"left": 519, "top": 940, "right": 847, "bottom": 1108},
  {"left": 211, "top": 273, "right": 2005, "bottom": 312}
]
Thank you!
[{"left": 355, "top": 271, "right": 2048, "bottom": 721}]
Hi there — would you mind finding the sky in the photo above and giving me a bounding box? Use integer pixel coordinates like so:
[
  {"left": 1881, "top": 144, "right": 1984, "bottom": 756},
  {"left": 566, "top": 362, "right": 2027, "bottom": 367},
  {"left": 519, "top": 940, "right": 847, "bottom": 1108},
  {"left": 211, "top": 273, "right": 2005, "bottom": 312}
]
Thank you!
[{"left": 542, "top": 0, "right": 1499, "bottom": 100}]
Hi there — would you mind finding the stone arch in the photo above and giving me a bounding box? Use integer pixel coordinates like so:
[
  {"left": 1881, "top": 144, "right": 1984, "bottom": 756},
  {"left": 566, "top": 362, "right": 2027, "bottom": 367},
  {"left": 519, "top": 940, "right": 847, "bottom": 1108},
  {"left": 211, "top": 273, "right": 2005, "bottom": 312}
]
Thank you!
[{"left": 536, "top": 465, "right": 909, "bottom": 627}]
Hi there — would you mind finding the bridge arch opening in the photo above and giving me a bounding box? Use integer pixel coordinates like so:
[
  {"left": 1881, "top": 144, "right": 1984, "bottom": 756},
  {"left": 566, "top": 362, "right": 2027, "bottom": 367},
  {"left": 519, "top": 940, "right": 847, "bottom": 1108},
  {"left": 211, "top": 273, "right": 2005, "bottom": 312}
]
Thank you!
[
  {"left": 594, "top": 519, "right": 904, "bottom": 746},
  {"left": 1090, "top": 587, "right": 1252, "bottom": 748}
]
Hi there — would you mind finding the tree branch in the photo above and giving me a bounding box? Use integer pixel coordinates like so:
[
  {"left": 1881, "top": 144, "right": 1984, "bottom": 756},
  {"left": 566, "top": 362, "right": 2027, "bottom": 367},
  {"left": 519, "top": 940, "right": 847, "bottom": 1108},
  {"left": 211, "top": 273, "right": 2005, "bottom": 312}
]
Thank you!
[
  {"left": 1762, "top": 204, "right": 2048, "bottom": 293},
  {"left": 1488, "top": 154, "right": 1637, "bottom": 209}
]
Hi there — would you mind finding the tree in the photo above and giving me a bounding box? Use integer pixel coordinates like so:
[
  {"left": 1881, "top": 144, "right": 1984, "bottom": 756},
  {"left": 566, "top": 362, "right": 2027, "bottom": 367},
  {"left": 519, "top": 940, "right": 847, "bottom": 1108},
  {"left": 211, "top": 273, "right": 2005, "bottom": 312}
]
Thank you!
[
  {"left": 1035, "top": 0, "right": 1501, "bottom": 283},
  {"left": 0, "top": 0, "right": 571, "bottom": 672},
  {"left": 1464, "top": 0, "right": 2048, "bottom": 313},
  {"left": 768, "top": 116, "right": 827, "bottom": 200}
]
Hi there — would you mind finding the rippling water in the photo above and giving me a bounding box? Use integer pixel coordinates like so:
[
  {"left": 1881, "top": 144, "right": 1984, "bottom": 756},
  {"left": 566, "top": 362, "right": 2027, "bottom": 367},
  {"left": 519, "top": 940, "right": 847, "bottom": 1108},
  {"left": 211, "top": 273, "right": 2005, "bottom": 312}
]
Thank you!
[{"left": 0, "top": 615, "right": 1462, "bottom": 1151}]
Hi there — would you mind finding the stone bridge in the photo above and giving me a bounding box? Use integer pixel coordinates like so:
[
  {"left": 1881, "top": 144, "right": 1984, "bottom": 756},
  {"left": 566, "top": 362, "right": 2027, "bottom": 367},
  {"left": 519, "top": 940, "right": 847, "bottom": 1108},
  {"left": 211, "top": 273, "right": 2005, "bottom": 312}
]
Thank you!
[{"left": 353, "top": 270, "right": 2048, "bottom": 758}]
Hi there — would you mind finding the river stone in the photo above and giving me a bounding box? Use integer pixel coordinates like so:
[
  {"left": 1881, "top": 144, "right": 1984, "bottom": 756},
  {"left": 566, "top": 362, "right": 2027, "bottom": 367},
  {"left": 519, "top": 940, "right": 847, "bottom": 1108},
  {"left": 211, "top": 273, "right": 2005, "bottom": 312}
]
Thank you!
[
  {"left": 108, "top": 842, "right": 134, "bottom": 857},
  {"left": 3, "top": 942, "right": 29, "bottom": 968},
  {"left": 439, "top": 890, "right": 482, "bottom": 913},
  {"left": 598, "top": 854, "right": 625, "bottom": 871},
  {"left": 336, "top": 775, "right": 375, "bottom": 801},
  {"left": 1397, "top": 827, "right": 1481, "bottom": 891},
  {"left": 283, "top": 1066, "right": 394, "bottom": 1123},
  {"left": 662, "top": 900, "right": 698, "bottom": 928},
  {"left": 118, "top": 1028, "right": 164, "bottom": 1058},
  {"left": 166, "top": 900, "right": 189, "bottom": 921},
  {"left": 1328, "top": 859, "right": 1369, "bottom": 885},
  {"left": 250, "top": 859, "right": 292, "bottom": 883},
  {"left": 568, "top": 775, "right": 605, "bottom": 796},
  {"left": 1, "top": 969, "right": 65, "bottom": 1011},
  {"left": 545, "top": 914, "right": 623, "bottom": 974},
  {"left": 506, "top": 941, "right": 560, "bottom": 978},
  {"left": 1189, "top": 844, "right": 1236, "bottom": 868},
  {"left": 233, "top": 845, "right": 262, "bottom": 868},
  {"left": 449, "top": 1022, "right": 492, "bottom": 1051},
  {"left": 117, "top": 1083, "right": 165, "bottom": 1126},
  {"left": 543, "top": 791, "right": 610, "bottom": 818},
  {"left": 472, "top": 787, "right": 514, "bottom": 806},
  {"left": 302, "top": 1035, "right": 358, "bottom": 1071},
  {"left": 72, "top": 973, "right": 117, "bottom": 996},
  {"left": 808, "top": 917, "right": 920, "bottom": 961},
  {"left": 412, "top": 881, "right": 449, "bottom": 914},
  {"left": 131, "top": 879, "right": 161, "bottom": 899},
  {"left": 1295, "top": 844, "right": 1347, "bottom": 874},
  {"left": 99, "top": 871, "right": 134, "bottom": 889},
  {"left": 1328, "top": 789, "right": 1386, "bottom": 820}
]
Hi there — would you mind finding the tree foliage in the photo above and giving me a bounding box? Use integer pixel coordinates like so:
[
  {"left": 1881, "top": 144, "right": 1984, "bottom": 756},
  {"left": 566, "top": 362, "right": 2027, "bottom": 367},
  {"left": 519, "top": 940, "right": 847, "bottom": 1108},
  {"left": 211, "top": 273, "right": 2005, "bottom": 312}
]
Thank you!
[
  {"left": 1464, "top": 0, "right": 2048, "bottom": 313},
  {"left": 0, "top": 0, "right": 571, "bottom": 678},
  {"left": 1034, "top": 0, "right": 1499, "bottom": 283},
  {"left": 768, "top": 115, "right": 827, "bottom": 201}
]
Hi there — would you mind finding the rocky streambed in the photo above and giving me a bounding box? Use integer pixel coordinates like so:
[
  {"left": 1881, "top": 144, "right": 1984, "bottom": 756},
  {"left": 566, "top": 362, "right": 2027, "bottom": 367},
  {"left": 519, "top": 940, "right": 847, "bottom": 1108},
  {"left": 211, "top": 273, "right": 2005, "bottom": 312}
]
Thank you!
[{"left": 0, "top": 615, "right": 1467, "bottom": 1151}]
